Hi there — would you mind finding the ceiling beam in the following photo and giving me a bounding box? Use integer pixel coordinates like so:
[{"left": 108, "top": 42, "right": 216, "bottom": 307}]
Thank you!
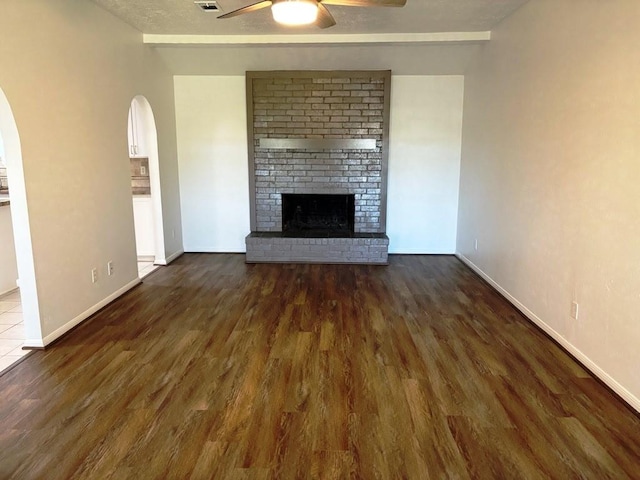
[{"left": 143, "top": 31, "right": 491, "bottom": 47}]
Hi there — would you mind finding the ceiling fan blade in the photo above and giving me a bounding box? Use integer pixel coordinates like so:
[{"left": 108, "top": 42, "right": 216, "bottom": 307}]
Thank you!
[
  {"left": 316, "top": 4, "right": 337, "bottom": 29},
  {"left": 217, "top": 0, "right": 273, "bottom": 19},
  {"left": 319, "top": 0, "right": 406, "bottom": 6}
]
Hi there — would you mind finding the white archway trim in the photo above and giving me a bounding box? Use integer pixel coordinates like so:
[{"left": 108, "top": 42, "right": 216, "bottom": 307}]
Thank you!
[
  {"left": 0, "top": 87, "right": 43, "bottom": 346},
  {"left": 131, "top": 96, "right": 167, "bottom": 265}
]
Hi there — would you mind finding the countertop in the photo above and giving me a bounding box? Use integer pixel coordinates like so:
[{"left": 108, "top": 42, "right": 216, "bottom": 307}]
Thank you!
[{"left": 1, "top": 195, "right": 152, "bottom": 207}]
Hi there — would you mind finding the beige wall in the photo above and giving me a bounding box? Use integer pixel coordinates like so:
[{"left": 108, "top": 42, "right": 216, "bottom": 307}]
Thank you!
[
  {"left": 175, "top": 76, "right": 251, "bottom": 252},
  {"left": 388, "top": 76, "right": 464, "bottom": 253},
  {"left": 457, "top": 0, "right": 640, "bottom": 408},
  {"left": 0, "top": 0, "right": 181, "bottom": 344}
]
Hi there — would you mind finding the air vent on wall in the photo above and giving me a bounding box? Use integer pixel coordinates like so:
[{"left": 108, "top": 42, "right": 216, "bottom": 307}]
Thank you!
[{"left": 194, "top": 1, "right": 222, "bottom": 12}]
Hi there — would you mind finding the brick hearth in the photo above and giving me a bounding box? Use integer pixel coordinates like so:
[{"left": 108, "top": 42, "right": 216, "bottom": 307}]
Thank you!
[{"left": 245, "top": 71, "right": 391, "bottom": 264}]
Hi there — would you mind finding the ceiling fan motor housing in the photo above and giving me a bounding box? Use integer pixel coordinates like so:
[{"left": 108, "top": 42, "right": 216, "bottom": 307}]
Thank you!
[{"left": 272, "top": 0, "right": 319, "bottom": 26}]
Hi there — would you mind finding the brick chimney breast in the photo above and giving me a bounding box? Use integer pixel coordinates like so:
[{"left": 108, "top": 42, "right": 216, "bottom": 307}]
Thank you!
[{"left": 245, "top": 71, "right": 391, "bottom": 264}]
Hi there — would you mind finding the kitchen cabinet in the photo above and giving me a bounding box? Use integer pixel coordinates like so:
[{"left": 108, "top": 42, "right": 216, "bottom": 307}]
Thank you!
[
  {"left": 0, "top": 204, "right": 19, "bottom": 296},
  {"left": 132, "top": 196, "right": 154, "bottom": 258},
  {"left": 127, "top": 100, "right": 147, "bottom": 158}
]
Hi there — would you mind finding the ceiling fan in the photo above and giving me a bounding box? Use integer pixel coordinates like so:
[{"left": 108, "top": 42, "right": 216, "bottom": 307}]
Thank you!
[{"left": 218, "top": 0, "right": 407, "bottom": 29}]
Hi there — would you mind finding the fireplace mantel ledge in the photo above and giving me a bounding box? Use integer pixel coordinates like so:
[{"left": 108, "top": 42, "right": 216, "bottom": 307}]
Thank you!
[{"left": 258, "top": 138, "right": 377, "bottom": 151}]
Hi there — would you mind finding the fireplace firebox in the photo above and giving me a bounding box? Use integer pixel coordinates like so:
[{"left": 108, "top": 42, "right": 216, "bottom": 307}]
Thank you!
[{"left": 282, "top": 194, "right": 355, "bottom": 237}]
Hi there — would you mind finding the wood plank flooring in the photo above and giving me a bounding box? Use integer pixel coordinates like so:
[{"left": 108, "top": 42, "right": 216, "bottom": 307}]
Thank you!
[{"left": 0, "top": 254, "right": 639, "bottom": 479}]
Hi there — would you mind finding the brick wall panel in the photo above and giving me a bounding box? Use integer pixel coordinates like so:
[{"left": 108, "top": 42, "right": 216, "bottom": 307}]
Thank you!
[{"left": 249, "top": 72, "right": 389, "bottom": 235}]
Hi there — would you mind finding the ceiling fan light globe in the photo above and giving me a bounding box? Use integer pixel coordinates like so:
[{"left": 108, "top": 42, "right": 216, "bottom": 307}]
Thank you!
[{"left": 272, "top": 0, "right": 319, "bottom": 26}]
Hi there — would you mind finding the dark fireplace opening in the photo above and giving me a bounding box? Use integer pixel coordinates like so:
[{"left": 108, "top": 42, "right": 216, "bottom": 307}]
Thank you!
[{"left": 282, "top": 194, "right": 355, "bottom": 238}]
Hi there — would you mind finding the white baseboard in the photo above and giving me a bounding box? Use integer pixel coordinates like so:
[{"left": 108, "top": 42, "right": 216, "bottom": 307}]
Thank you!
[
  {"left": 154, "top": 249, "right": 184, "bottom": 266},
  {"left": 23, "top": 338, "right": 45, "bottom": 348},
  {"left": 184, "top": 247, "right": 246, "bottom": 254},
  {"left": 456, "top": 252, "right": 640, "bottom": 414},
  {"left": 23, "top": 278, "right": 141, "bottom": 349},
  {"left": 0, "top": 286, "right": 18, "bottom": 299}
]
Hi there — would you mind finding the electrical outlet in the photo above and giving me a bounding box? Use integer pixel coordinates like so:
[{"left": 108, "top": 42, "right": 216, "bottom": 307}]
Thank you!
[
  {"left": 474, "top": 239, "right": 478, "bottom": 251},
  {"left": 91, "top": 268, "right": 98, "bottom": 284},
  {"left": 140, "top": 166, "right": 147, "bottom": 176},
  {"left": 107, "top": 261, "right": 114, "bottom": 276},
  {"left": 571, "top": 301, "right": 579, "bottom": 320},
  {"left": 172, "top": 229, "right": 176, "bottom": 239}
]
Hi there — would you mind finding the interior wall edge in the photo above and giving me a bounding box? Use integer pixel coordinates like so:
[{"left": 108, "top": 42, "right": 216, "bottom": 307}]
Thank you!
[{"left": 155, "top": 249, "right": 185, "bottom": 265}]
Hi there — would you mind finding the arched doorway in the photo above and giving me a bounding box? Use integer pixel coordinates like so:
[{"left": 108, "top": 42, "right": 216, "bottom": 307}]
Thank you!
[
  {"left": 0, "top": 86, "right": 42, "bottom": 350},
  {"left": 0, "top": 132, "right": 19, "bottom": 295},
  {"left": 127, "top": 96, "right": 166, "bottom": 277}
]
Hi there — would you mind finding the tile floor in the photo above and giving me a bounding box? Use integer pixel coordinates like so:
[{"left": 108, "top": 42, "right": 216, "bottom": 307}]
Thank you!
[
  {"left": 0, "top": 261, "right": 160, "bottom": 373},
  {"left": 0, "top": 289, "right": 27, "bottom": 372}
]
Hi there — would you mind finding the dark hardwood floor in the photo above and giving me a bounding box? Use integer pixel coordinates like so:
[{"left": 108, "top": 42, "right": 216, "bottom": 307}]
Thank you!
[{"left": 1, "top": 254, "right": 639, "bottom": 479}]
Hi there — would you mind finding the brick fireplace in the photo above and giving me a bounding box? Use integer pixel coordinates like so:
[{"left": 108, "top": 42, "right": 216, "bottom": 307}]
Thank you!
[{"left": 245, "top": 71, "right": 391, "bottom": 264}]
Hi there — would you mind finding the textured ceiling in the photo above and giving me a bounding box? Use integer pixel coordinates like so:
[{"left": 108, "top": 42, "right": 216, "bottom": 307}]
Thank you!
[{"left": 90, "top": 0, "right": 530, "bottom": 35}]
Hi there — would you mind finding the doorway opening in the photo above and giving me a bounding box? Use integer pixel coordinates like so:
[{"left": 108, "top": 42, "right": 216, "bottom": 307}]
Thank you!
[
  {"left": 0, "top": 129, "right": 27, "bottom": 370},
  {"left": 127, "top": 96, "right": 165, "bottom": 278},
  {"left": 0, "top": 86, "right": 42, "bottom": 358}
]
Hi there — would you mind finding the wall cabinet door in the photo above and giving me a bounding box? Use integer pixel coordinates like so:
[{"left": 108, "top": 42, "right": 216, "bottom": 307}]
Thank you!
[{"left": 127, "top": 101, "right": 147, "bottom": 158}]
